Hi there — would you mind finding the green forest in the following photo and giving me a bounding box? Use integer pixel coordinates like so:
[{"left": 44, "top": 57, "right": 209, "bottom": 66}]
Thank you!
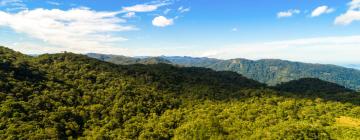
[
  {"left": 87, "top": 54, "right": 360, "bottom": 91},
  {"left": 1, "top": 46, "right": 360, "bottom": 139}
]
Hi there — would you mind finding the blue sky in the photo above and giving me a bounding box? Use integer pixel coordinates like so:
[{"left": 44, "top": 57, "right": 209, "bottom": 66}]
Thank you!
[{"left": 1, "top": 0, "right": 360, "bottom": 66}]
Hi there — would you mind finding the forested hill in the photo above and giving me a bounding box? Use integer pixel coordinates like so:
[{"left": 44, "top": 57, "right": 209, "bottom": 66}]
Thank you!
[
  {"left": 274, "top": 78, "right": 353, "bottom": 94},
  {"left": 87, "top": 53, "right": 171, "bottom": 65},
  {"left": 86, "top": 54, "right": 360, "bottom": 90},
  {"left": 1, "top": 46, "right": 360, "bottom": 139},
  {"left": 169, "top": 57, "right": 360, "bottom": 91}
]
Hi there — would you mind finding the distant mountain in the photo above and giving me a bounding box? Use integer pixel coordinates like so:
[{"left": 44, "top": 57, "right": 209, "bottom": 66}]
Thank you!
[
  {"left": 164, "top": 57, "right": 360, "bottom": 91},
  {"left": 86, "top": 54, "right": 360, "bottom": 91},
  {"left": 87, "top": 53, "right": 171, "bottom": 65}
]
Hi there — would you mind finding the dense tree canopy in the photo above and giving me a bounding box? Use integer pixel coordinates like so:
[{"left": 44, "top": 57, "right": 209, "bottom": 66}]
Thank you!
[
  {"left": 1, "top": 46, "right": 360, "bottom": 139},
  {"left": 87, "top": 54, "right": 360, "bottom": 91},
  {"left": 274, "top": 78, "right": 354, "bottom": 94}
]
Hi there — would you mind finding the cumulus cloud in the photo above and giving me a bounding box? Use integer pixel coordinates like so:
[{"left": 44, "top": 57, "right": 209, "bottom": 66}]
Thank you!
[
  {"left": 277, "top": 9, "right": 300, "bottom": 18},
  {"left": 152, "top": 16, "right": 173, "bottom": 27},
  {"left": 335, "top": 0, "right": 360, "bottom": 25},
  {"left": 0, "top": 8, "right": 137, "bottom": 53},
  {"left": 311, "top": 5, "right": 334, "bottom": 17}
]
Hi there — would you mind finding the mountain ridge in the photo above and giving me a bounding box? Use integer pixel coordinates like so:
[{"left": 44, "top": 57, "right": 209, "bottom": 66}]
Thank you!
[{"left": 86, "top": 53, "right": 360, "bottom": 91}]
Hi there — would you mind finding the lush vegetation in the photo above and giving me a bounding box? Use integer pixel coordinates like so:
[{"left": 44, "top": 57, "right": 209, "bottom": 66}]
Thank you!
[
  {"left": 87, "top": 53, "right": 171, "bottom": 65},
  {"left": 274, "top": 78, "right": 353, "bottom": 94},
  {"left": 87, "top": 54, "right": 360, "bottom": 91},
  {"left": 1, "top": 46, "right": 360, "bottom": 139}
]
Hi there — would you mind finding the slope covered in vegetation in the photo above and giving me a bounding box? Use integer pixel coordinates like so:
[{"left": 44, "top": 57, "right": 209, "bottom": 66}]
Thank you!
[
  {"left": 87, "top": 53, "right": 171, "bottom": 65},
  {"left": 1, "top": 47, "right": 360, "bottom": 139},
  {"left": 165, "top": 57, "right": 360, "bottom": 91},
  {"left": 274, "top": 78, "right": 353, "bottom": 94},
  {"left": 86, "top": 54, "right": 360, "bottom": 90}
]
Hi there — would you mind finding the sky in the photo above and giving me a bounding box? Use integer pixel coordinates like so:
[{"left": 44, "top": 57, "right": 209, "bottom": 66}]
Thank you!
[{"left": 0, "top": 0, "right": 360, "bottom": 67}]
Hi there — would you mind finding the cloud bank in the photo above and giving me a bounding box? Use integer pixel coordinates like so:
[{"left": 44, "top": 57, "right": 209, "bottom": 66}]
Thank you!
[
  {"left": 200, "top": 35, "right": 360, "bottom": 64},
  {"left": 0, "top": 8, "right": 136, "bottom": 53}
]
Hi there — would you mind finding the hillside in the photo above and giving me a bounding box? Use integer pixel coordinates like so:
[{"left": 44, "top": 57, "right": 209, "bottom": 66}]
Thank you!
[
  {"left": 1, "top": 47, "right": 360, "bottom": 139},
  {"left": 274, "top": 78, "right": 353, "bottom": 94},
  {"left": 164, "top": 57, "right": 360, "bottom": 91},
  {"left": 86, "top": 54, "right": 360, "bottom": 90},
  {"left": 87, "top": 53, "right": 171, "bottom": 65}
]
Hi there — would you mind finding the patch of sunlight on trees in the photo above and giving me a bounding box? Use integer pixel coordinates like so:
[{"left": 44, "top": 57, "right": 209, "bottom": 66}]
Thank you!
[{"left": 336, "top": 116, "right": 360, "bottom": 128}]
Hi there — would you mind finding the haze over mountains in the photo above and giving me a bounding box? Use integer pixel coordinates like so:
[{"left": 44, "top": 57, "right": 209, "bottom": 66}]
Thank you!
[
  {"left": 343, "top": 64, "right": 360, "bottom": 70},
  {"left": 87, "top": 53, "right": 360, "bottom": 91}
]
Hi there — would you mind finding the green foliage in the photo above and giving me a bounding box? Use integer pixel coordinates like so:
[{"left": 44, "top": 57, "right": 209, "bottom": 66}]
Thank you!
[
  {"left": 87, "top": 53, "right": 171, "bottom": 65},
  {"left": 87, "top": 54, "right": 360, "bottom": 90},
  {"left": 165, "top": 57, "right": 360, "bottom": 91},
  {"left": 1, "top": 46, "right": 360, "bottom": 139},
  {"left": 274, "top": 78, "right": 353, "bottom": 94}
]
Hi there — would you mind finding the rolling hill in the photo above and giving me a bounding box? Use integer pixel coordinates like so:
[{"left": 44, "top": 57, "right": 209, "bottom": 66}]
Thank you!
[
  {"left": 1, "top": 46, "right": 360, "bottom": 139},
  {"left": 87, "top": 53, "right": 171, "bottom": 65},
  {"left": 86, "top": 54, "right": 360, "bottom": 91},
  {"left": 274, "top": 78, "right": 353, "bottom": 94}
]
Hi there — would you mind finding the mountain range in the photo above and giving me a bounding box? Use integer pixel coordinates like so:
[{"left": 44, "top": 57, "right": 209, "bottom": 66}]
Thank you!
[
  {"left": 1, "top": 46, "right": 360, "bottom": 139},
  {"left": 87, "top": 53, "right": 360, "bottom": 91}
]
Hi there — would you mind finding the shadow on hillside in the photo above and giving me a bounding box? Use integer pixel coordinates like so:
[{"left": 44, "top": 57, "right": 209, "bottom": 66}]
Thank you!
[
  {"left": 1, "top": 62, "right": 46, "bottom": 83},
  {"left": 121, "top": 63, "right": 360, "bottom": 106},
  {"left": 273, "top": 89, "right": 360, "bottom": 105}
]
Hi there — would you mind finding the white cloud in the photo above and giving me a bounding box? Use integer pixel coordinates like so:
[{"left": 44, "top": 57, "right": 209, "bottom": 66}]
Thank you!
[
  {"left": 277, "top": 9, "right": 300, "bottom": 18},
  {"left": 178, "top": 6, "right": 190, "bottom": 13},
  {"left": 46, "top": 1, "right": 61, "bottom": 6},
  {"left": 199, "top": 35, "right": 360, "bottom": 64},
  {"left": 0, "top": 0, "right": 21, "bottom": 6},
  {"left": 152, "top": 16, "right": 173, "bottom": 27},
  {"left": 123, "top": 12, "right": 136, "bottom": 18},
  {"left": 231, "top": 28, "right": 238, "bottom": 32},
  {"left": 335, "top": 0, "right": 360, "bottom": 25},
  {"left": 349, "top": 0, "right": 360, "bottom": 9},
  {"left": 311, "top": 5, "right": 334, "bottom": 17},
  {"left": 0, "top": 0, "right": 26, "bottom": 11},
  {"left": 122, "top": 3, "right": 166, "bottom": 13},
  {"left": 0, "top": 8, "right": 137, "bottom": 53}
]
